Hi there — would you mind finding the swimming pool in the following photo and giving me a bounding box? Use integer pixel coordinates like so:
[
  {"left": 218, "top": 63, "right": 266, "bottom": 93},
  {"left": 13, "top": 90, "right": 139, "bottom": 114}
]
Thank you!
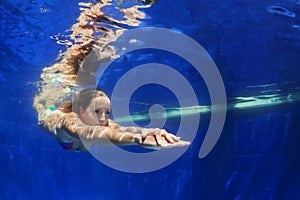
[{"left": 1, "top": 0, "right": 300, "bottom": 199}]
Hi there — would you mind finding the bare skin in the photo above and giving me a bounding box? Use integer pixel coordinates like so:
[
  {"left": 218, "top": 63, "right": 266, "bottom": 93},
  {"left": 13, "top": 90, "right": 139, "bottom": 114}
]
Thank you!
[
  {"left": 44, "top": 95, "right": 189, "bottom": 148},
  {"left": 77, "top": 95, "right": 184, "bottom": 146},
  {"left": 32, "top": 1, "right": 189, "bottom": 150}
]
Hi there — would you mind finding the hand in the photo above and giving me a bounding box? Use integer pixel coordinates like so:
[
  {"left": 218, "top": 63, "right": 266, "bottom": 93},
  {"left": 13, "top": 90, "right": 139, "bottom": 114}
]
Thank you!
[{"left": 141, "top": 128, "right": 183, "bottom": 147}]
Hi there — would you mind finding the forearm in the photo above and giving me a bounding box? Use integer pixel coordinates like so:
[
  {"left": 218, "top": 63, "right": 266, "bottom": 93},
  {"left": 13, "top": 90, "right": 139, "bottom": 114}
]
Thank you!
[
  {"left": 60, "top": 114, "right": 142, "bottom": 144},
  {"left": 108, "top": 120, "right": 147, "bottom": 134}
]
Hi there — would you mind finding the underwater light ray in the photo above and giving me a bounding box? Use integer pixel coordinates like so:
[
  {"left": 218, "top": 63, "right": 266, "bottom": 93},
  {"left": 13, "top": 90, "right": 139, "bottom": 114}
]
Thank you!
[{"left": 114, "top": 88, "right": 300, "bottom": 123}]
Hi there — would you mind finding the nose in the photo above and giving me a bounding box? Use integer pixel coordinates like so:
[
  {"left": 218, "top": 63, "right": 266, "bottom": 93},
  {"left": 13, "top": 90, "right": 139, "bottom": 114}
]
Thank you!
[{"left": 98, "top": 112, "right": 107, "bottom": 124}]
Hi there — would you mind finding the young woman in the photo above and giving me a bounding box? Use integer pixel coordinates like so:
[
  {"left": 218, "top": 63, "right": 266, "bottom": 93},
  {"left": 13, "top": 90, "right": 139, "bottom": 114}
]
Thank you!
[
  {"left": 33, "top": 1, "right": 189, "bottom": 151},
  {"left": 38, "top": 88, "right": 189, "bottom": 151}
]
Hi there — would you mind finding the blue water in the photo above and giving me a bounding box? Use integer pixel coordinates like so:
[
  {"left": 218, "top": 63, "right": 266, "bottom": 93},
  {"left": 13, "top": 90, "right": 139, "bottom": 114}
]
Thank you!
[{"left": 1, "top": 0, "right": 300, "bottom": 199}]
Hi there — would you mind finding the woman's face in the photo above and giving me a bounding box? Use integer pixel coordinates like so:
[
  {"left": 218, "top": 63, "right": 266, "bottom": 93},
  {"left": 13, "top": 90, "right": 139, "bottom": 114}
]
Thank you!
[{"left": 79, "top": 96, "right": 111, "bottom": 126}]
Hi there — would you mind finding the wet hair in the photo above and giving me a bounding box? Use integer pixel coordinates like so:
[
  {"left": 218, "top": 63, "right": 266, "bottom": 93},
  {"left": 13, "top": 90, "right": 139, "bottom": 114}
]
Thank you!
[{"left": 59, "top": 88, "right": 110, "bottom": 114}]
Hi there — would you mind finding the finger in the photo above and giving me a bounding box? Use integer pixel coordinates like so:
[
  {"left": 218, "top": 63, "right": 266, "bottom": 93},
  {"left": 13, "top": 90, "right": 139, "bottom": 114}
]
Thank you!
[
  {"left": 138, "top": 136, "right": 143, "bottom": 144},
  {"left": 170, "top": 134, "right": 180, "bottom": 142},
  {"left": 160, "top": 138, "right": 168, "bottom": 146},
  {"left": 164, "top": 134, "right": 175, "bottom": 143},
  {"left": 142, "top": 135, "right": 157, "bottom": 146},
  {"left": 134, "top": 134, "right": 142, "bottom": 144},
  {"left": 141, "top": 129, "right": 150, "bottom": 138},
  {"left": 142, "top": 129, "right": 157, "bottom": 138},
  {"left": 161, "top": 130, "right": 180, "bottom": 142},
  {"left": 155, "top": 134, "right": 163, "bottom": 146}
]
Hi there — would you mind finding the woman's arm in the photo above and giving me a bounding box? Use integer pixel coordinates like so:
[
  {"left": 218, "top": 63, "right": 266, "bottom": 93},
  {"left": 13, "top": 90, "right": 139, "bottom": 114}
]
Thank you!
[
  {"left": 45, "top": 110, "right": 188, "bottom": 147},
  {"left": 108, "top": 120, "right": 143, "bottom": 133},
  {"left": 108, "top": 119, "right": 181, "bottom": 145},
  {"left": 46, "top": 110, "right": 142, "bottom": 145}
]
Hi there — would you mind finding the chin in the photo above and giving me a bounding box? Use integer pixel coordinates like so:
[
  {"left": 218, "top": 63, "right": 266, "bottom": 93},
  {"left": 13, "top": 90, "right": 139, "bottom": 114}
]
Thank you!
[{"left": 98, "top": 122, "right": 107, "bottom": 126}]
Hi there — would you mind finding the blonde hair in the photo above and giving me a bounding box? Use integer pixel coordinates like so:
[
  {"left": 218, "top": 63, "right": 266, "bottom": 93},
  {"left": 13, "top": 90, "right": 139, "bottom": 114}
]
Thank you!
[{"left": 59, "top": 88, "right": 109, "bottom": 113}]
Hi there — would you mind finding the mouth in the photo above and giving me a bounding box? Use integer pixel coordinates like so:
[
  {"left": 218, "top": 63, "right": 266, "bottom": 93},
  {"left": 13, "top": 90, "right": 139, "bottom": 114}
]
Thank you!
[{"left": 98, "top": 121, "right": 107, "bottom": 126}]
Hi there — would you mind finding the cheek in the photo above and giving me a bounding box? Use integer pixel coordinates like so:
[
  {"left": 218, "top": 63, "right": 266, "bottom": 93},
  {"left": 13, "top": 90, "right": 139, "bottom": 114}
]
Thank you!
[{"left": 82, "top": 111, "right": 98, "bottom": 125}]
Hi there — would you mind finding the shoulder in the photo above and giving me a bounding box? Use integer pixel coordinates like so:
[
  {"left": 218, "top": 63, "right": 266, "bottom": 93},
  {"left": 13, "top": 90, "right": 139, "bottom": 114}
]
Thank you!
[
  {"left": 61, "top": 112, "right": 85, "bottom": 128},
  {"left": 64, "top": 112, "right": 79, "bottom": 119},
  {"left": 46, "top": 110, "right": 66, "bottom": 131},
  {"left": 48, "top": 110, "right": 66, "bottom": 118},
  {"left": 47, "top": 111, "right": 81, "bottom": 130}
]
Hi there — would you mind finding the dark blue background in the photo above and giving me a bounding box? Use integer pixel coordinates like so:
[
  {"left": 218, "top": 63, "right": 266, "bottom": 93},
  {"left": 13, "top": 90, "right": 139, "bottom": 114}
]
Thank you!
[{"left": 1, "top": 0, "right": 300, "bottom": 199}]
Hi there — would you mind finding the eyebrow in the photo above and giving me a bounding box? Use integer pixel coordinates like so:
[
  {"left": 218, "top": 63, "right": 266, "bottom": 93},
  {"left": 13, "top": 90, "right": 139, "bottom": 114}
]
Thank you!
[{"left": 95, "top": 107, "right": 110, "bottom": 110}]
